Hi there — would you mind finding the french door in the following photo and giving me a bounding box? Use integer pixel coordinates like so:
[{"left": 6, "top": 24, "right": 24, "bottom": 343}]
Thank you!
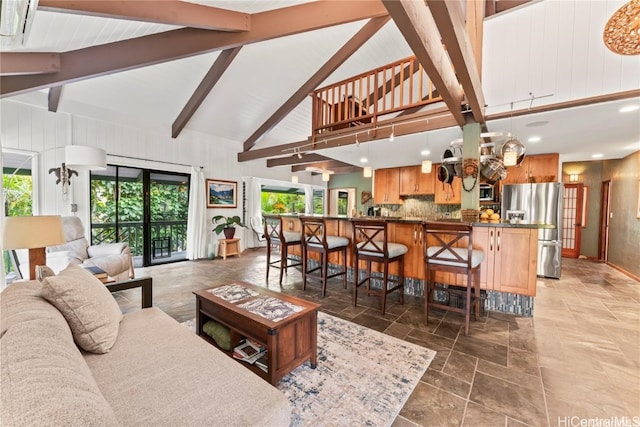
[
  {"left": 90, "top": 166, "right": 190, "bottom": 267},
  {"left": 561, "top": 183, "right": 584, "bottom": 258}
]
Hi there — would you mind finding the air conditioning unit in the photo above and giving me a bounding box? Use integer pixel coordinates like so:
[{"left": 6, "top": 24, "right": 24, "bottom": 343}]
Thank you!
[{"left": 0, "top": 0, "right": 39, "bottom": 48}]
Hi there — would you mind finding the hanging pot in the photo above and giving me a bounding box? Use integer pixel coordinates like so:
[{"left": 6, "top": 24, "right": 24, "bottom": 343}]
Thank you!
[
  {"left": 437, "top": 164, "right": 453, "bottom": 184},
  {"left": 480, "top": 158, "right": 507, "bottom": 185}
]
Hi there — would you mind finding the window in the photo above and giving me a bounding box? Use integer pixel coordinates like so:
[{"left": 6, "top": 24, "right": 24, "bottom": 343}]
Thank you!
[
  {"left": 260, "top": 184, "right": 324, "bottom": 214},
  {"left": 3, "top": 150, "right": 35, "bottom": 282}
]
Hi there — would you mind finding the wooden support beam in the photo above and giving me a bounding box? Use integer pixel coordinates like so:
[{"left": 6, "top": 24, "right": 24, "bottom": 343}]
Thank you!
[
  {"left": 48, "top": 86, "right": 63, "bottom": 112},
  {"left": 267, "top": 153, "right": 335, "bottom": 167},
  {"left": 291, "top": 160, "right": 358, "bottom": 172},
  {"left": 382, "top": 0, "right": 466, "bottom": 127},
  {"left": 466, "top": 0, "right": 485, "bottom": 80},
  {"left": 38, "top": 0, "right": 251, "bottom": 31},
  {"left": 0, "top": 53, "right": 60, "bottom": 75},
  {"left": 242, "top": 16, "right": 390, "bottom": 152},
  {"left": 172, "top": 47, "right": 241, "bottom": 138},
  {"left": 427, "top": 0, "right": 485, "bottom": 124},
  {"left": 237, "top": 107, "right": 456, "bottom": 162},
  {"left": 1, "top": 1, "right": 388, "bottom": 96}
]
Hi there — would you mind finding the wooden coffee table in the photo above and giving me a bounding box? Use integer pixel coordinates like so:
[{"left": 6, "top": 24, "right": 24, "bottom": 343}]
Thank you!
[{"left": 194, "top": 281, "right": 320, "bottom": 385}]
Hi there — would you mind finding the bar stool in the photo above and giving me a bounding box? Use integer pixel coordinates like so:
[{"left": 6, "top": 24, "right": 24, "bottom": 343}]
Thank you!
[
  {"left": 351, "top": 219, "right": 406, "bottom": 315},
  {"left": 423, "top": 221, "right": 484, "bottom": 336},
  {"left": 264, "top": 215, "right": 302, "bottom": 285},
  {"left": 299, "top": 216, "right": 349, "bottom": 297}
]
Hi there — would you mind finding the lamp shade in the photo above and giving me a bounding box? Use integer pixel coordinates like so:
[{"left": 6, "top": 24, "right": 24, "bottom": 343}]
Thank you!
[
  {"left": 421, "top": 160, "right": 433, "bottom": 173},
  {"left": 291, "top": 175, "right": 299, "bottom": 183},
  {"left": 363, "top": 166, "right": 372, "bottom": 178},
  {"left": 2, "top": 215, "right": 65, "bottom": 249},
  {"left": 65, "top": 145, "right": 107, "bottom": 170},
  {"left": 322, "top": 171, "right": 331, "bottom": 182}
]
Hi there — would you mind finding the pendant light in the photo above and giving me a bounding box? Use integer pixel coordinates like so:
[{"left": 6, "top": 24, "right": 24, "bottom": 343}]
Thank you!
[
  {"left": 421, "top": 121, "right": 432, "bottom": 173},
  {"left": 291, "top": 175, "right": 299, "bottom": 183}
]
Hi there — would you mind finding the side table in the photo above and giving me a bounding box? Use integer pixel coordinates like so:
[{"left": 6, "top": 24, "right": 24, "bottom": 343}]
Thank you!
[{"left": 218, "top": 238, "right": 241, "bottom": 260}]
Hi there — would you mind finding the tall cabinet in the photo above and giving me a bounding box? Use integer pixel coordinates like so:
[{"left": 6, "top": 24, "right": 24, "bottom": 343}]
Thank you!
[{"left": 373, "top": 168, "right": 400, "bottom": 204}]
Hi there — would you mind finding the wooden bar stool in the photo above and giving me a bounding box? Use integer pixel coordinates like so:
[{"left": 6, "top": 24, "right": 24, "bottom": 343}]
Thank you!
[
  {"left": 264, "top": 215, "right": 302, "bottom": 285},
  {"left": 351, "top": 219, "right": 406, "bottom": 315},
  {"left": 423, "top": 221, "right": 484, "bottom": 336},
  {"left": 299, "top": 216, "right": 349, "bottom": 297}
]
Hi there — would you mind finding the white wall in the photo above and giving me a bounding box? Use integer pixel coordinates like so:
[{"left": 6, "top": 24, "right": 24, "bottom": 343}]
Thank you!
[
  {"left": 482, "top": 0, "right": 640, "bottom": 114},
  {"left": 0, "top": 100, "right": 324, "bottom": 253}
]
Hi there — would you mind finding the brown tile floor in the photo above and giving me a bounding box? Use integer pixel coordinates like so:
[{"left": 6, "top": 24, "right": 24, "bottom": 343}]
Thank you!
[{"left": 113, "top": 248, "right": 640, "bottom": 427}]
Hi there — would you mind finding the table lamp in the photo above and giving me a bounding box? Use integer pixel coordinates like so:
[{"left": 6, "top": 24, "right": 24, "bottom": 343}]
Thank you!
[{"left": 2, "top": 215, "right": 65, "bottom": 280}]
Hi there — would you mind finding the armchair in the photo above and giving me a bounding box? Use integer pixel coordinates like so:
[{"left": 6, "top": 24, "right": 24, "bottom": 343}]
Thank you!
[{"left": 46, "top": 216, "right": 134, "bottom": 281}]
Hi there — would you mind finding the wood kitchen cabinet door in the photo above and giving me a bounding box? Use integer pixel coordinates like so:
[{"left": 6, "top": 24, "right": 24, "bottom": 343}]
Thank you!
[
  {"left": 374, "top": 168, "right": 400, "bottom": 204},
  {"left": 502, "top": 153, "right": 560, "bottom": 184},
  {"left": 400, "top": 165, "right": 435, "bottom": 195},
  {"left": 390, "top": 222, "right": 425, "bottom": 280},
  {"left": 435, "top": 177, "right": 462, "bottom": 204},
  {"left": 472, "top": 226, "right": 537, "bottom": 296}
]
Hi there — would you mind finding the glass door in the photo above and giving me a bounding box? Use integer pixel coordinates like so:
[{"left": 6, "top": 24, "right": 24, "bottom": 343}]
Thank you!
[{"left": 90, "top": 166, "right": 190, "bottom": 268}]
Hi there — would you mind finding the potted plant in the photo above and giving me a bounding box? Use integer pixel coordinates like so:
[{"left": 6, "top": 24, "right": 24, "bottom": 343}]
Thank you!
[{"left": 212, "top": 215, "right": 246, "bottom": 239}]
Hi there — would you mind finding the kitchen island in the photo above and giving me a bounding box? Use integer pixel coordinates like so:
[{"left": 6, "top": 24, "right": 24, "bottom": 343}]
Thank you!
[{"left": 269, "top": 214, "right": 556, "bottom": 316}]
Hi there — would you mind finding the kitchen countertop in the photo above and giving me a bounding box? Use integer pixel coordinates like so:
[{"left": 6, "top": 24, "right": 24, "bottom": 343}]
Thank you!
[{"left": 273, "top": 214, "right": 555, "bottom": 229}]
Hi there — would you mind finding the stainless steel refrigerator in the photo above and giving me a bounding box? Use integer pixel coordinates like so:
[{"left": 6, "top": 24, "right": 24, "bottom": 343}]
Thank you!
[{"left": 501, "top": 182, "right": 564, "bottom": 279}]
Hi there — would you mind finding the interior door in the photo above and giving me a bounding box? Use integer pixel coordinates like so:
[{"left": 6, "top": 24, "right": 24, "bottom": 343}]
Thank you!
[
  {"left": 599, "top": 181, "right": 611, "bottom": 261},
  {"left": 562, "top": 183, "right": 583, "bottom": 258}
]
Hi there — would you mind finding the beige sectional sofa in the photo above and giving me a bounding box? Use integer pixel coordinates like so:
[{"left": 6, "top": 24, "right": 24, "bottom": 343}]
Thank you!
[{"left": 0, "top": 267, "right": 291, "bottom": 426}]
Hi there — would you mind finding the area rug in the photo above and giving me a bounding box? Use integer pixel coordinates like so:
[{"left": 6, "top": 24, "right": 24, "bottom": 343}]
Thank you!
[{"left": 182, "top": 312, "right": 435, "bottom": 426}]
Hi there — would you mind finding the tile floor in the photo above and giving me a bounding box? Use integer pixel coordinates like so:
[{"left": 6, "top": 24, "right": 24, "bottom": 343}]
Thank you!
[{"left": 113, "top": 248, "right": 640, "bottom": 427}]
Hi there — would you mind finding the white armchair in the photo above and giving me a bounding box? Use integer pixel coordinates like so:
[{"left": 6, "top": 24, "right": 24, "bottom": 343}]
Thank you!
[{"left": 46, "top": 216, "right": 134, "bottom": 281}]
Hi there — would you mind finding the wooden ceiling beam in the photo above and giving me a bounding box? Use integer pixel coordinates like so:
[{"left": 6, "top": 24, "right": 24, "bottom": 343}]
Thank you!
[
  {"left": 172, "top": 47, "right": 241, "bottom": 138},
  {"left": 0, "top": 53, "right": 60, "bottom": 75},
  {"left": 267, "top": 153, "right": 339, "bottom": 168},
  {"left": 466, "top": 0, "right": 485, "bottom": 80},
  {"left": 291, "top": 160, "right": 358, "bottom": 172},
  {"left": 242, "top": 16, "right": 390, "bottom": 152},
  {"left": 427, "top": 0, "right": 485, "bottom": 124},
  {"left": 237, "top": 107, "right": 456, "bottom": 162},
  {"left": 382, "top": 0, "right": 466, "bottom": 127},
  {"left": 38, "top": 0, "right": 250, "bottom": 32},
  {"left": 0, "top": 1, "right": 388, "bottom": 96},
  {"left": 48, "top": 86, "right": 63, "bottom": 112}
]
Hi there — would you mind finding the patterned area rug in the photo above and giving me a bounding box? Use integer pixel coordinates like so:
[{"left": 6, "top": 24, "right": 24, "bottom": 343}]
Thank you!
[{"left": 182, "top": 312, "right": 435, "bottom": 426}]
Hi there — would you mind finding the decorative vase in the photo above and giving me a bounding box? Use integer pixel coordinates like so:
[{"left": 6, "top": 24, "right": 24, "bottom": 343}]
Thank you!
[{"left": 223, "top": 228, "right": 236, "bottom": 239}]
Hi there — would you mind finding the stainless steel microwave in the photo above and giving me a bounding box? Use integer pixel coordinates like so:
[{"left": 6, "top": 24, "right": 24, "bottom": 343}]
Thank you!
[{"left": 479, "top": 184, "right": 494, "bottom": 201}]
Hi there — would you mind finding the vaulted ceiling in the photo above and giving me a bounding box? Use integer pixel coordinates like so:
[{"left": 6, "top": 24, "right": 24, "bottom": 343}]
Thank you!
[{"left": 1, "top": 0, "right": 639, "bottom": 174}]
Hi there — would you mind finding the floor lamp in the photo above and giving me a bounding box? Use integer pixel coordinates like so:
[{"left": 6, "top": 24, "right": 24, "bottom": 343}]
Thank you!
[{"left": 2, "top": 216, "right": 65, "bottom": 280}]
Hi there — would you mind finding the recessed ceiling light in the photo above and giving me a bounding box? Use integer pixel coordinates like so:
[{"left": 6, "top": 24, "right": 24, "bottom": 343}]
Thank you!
[
  {"left": 420, "top": 150, "right": 431, "bottom": 156},
  {"left": 360, "top": 157, "right": 368, "bottom": 163},
  {"left": 619, "top": 105, "right": 639, "bottom": 113},
  {"left": 525, "top": 121, "right": 549, "bottom": 128},
  {"left": 528, "top": 136, "right": 541, "bottom": 143},
  {"left": 592, "top": 153, "right": 604, "bottom": 158}
]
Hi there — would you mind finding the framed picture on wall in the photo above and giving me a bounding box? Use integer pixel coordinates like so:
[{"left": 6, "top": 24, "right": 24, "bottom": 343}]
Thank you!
[{"left": 206, "top": 179, "right": 237, "bottom": 208}]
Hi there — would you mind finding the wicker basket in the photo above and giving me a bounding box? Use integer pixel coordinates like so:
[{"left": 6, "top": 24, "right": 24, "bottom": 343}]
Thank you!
[{"left": 461, "top": 209, "right": 480, "bottom": 223}]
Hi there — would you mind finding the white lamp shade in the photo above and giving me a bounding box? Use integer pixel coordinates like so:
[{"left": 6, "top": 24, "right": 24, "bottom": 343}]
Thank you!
[
  {"left": 421, "top": 160, "right": 433, "bottom": 173},
  {"left": 503, "top": 151, "right": 518, "bottom": 167},
  {"left": 322, "top": 171, "right": 331, "bottom": 181},
  {"left": 2, "top": 215, "right": 65, "bottom": 249},
  {"left": 65, "top": 145, "right": 107, "bottom": 170},
  {"left": 291, "top": 175, "right": 299, "bottom": 183},
  {"left": 363, "top": 166, "right": 372, "bottom": 178}
]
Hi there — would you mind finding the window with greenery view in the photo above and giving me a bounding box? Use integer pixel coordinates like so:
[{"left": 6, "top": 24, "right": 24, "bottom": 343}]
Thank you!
[{"left": 261, "top": 185, "right": 324, "bottom": 214}]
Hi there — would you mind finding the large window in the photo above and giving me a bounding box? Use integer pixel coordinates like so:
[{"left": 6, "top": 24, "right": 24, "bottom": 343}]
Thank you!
[{"left": 260, "top": 184, "right": 324, "bottom": 214}]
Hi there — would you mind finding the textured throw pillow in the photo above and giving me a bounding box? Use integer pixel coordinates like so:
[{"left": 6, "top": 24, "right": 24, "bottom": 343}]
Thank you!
[
  {"left": 41, "top": 264, "right": 123, "bottom": 353},
  {"left": 35, "top": 265, "right": 56, "bottom": 282}
]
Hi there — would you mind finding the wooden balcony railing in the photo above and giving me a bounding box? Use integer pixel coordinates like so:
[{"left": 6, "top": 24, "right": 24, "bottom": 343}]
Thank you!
[{"left": 311, "top": 56, "right": 443, "bottom": 140}]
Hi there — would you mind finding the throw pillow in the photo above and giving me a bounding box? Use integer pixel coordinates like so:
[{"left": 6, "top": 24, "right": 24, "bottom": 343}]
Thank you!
[
  {"left": 35, "top": 265, "right": 56, "bottom": 282},
  {"left": 41, "top": 264, "right": 123, "bottom": 353}
]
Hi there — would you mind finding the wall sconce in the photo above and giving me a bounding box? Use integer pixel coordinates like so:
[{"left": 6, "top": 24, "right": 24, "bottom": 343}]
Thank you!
[
  {"left": 363, "top": 166, "right": 372, "bottom": 178},
  {"left": 291, "top": 175, "right": 299, "bottom": 183},
  {"left": 49, "top": 146, "right": 107, "bottom": 198},
  {"left": 569, "top": 174, "right": 579, "bottom": 182},
  {"left": 421, "top": 160, "right": 432, "bottom": 173}
]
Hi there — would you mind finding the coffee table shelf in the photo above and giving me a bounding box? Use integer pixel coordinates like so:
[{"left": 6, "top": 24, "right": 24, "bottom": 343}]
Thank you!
[{"left": 194, "top": 281, "right": 319, "bottom": 385}]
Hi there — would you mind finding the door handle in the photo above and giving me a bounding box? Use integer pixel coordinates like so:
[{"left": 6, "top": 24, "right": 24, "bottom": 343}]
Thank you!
[
  {"left": 496, "top": 230, "right": 501, "bottom": 252},
  {"left": 490, "top": 230, "right": 494, "bottom": 252}
]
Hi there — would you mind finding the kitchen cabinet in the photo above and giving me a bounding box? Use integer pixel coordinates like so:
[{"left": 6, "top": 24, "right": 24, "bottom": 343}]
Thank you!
[
  {"left": 374, "top": 168, "right": 400, "bottom": 204},
  {"left": 501, "top": 153, "right": 559, "bottom": 185},
  {"left": 400, "top": 165, "right": 435, "bottom": 196},
  {"left": 434, "top": 173, "right": 462, "bottom": 204},
  {"left": 472, "top": 226, "right": 537, "bottom": 296},
  {"left": 389, "top": 222, "right": 425, "bottom": 279}
]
